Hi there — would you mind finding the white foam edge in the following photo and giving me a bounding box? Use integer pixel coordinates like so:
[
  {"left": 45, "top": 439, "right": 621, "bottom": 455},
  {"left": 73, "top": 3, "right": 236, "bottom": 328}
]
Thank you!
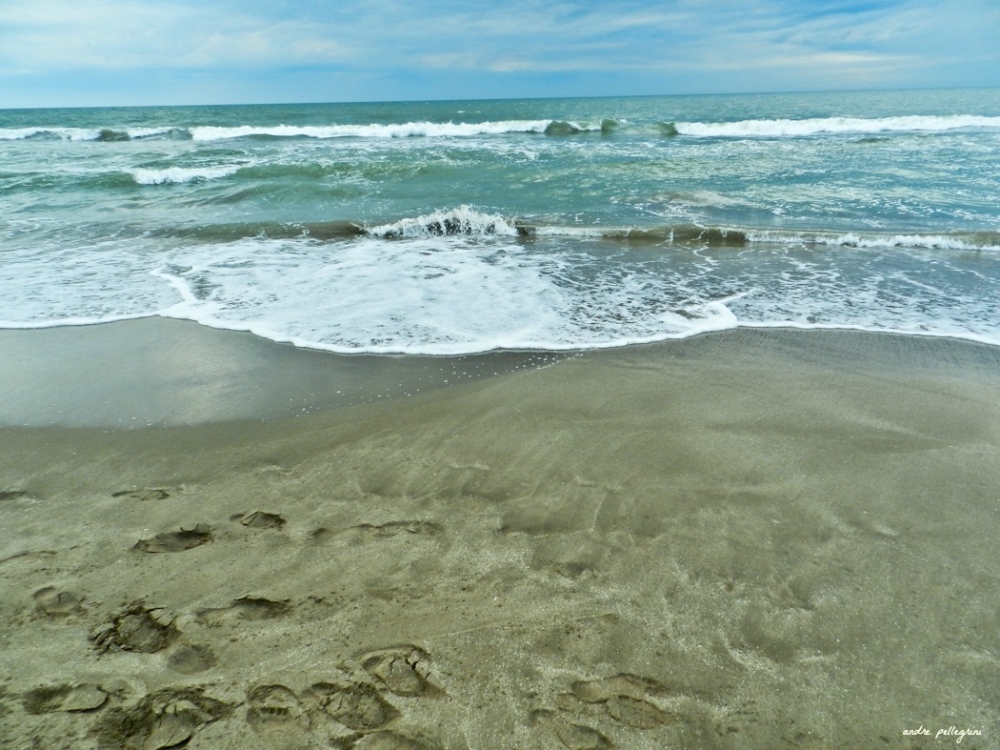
[
  {"left": 746, "top": 230, "right": 1000, "bottom": 252},
  {"left": 0, "top": 127, "right": 102, "bottom": 141},
  {"left": 188, "top": 120, "right": 558, "bottom": 141},
  {"left": 5, "top": 308, "right": 996, "bottom": 355},
  {"left": 129, "top": 165, "right": 242, "bottom": 185},
  {"left": 0, "top": 312, "right": 154, "bottom": 329},
  {"left": 366, "top": 206, "right": 520, "bottom": 238},
  {"left": 675, "top": 114, "right": 1000, "bottom": 138}
]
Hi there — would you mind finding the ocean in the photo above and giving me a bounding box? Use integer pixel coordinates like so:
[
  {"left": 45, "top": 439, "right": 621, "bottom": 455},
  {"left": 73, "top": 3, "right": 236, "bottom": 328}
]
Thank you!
[{"left": 1, "top": 88, "right": 999, "bottom": 354}]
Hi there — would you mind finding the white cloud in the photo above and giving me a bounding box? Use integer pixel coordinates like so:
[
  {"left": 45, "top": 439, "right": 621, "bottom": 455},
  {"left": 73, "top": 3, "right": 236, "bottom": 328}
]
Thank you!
[{"left": 0, "top": 0, "right": 354, "bottom": 71}]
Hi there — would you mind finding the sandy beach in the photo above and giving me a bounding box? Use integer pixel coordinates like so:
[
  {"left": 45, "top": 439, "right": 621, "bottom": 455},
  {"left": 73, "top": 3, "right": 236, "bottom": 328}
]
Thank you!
[{"left": 1, "top": 320, "right": 998, "bottom": 749}]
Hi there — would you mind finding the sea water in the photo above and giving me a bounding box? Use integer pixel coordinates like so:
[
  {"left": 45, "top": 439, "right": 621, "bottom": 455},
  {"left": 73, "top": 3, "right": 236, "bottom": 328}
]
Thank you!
[{"left": 1, "top": 89, "right": 998, "bottom": 354}]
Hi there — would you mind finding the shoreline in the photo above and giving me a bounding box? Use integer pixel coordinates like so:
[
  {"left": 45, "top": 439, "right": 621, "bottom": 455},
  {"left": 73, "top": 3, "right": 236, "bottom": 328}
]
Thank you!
[
  {"left": 3, "top": 315, "right": 1000, "bottom": 428},
  {"left": 0, "top": 316, "right": 574, "bottom": 427},
  {"left": 2, "top": 319, "right": 999, "bottom": 748}
]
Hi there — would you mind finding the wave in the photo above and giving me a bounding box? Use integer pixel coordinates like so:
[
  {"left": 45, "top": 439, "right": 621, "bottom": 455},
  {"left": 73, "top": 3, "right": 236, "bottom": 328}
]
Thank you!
[
  {"left": 0, "top": 120, "right": 613, "bottom": 143},
  {"left": 465, "top": 217, "right": 996, "bottom": 251},
  {"left": 674, "top": 114, "right": 1000, "bottom": 138},
  {"left": 0, "top": 126, "right": 188, "bottom": 142},
  {"left": 155, "top": 206, "right": 1000, "bottom": 251},
  {"left": 182, "top": 114, "right": 999, "bottom": 142},
  {"left": 129, "top": 165, "right": 243, "bottom": 185},
  {"left": 365, "top": 210, "right": 1000, "bottom": 251},
  {"left": 188, "top": 121, "right": 563, "bottom": 141},
  {"left": 5, "top": 114, "right": 996, "bottom": 144},
  {"left": 509, "top": 223, "right": 997, "bottom": 251},
  {"left": 525, "top": 223, "right": 749, "bottom": 247},
  {"left": 190, "top": 119, "right": 617, "bottom": 141},
  {"left": 366, "top": 206, "right": 521, "bottom": 238},
  {"left": 158, "top": 220, "right": 366, "bottom": 241},
  {"left": 0, "top": 127, "right": 101, "bottom": 141},
  {"left": 156, "top": 218, "right": 497, "bottom": 242},
  {"left": 744, "top": 229, "right": 1000, "bottom": 252},
  {"left": 4, "top": 214, "right": 998, "bottom": 355}
]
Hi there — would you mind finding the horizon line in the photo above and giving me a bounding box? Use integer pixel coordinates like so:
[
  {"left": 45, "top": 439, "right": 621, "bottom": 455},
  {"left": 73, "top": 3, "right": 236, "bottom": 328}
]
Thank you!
[{"left": 2, "top": 84, "right": 997, "bottom": 113}]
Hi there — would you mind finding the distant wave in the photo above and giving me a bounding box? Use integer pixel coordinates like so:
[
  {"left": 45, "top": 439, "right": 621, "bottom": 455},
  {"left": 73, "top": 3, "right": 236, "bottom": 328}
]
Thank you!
[
  {"left": 674, "top": 114, "right": 1000, "bottom": 138},
  {"left": 0, "top": 127, "right": 102, "bottom": 141},
  {"left": 0, "top": 127, "right": 187, "bottom": 142},
  {"left": 0, "top": 120, "right": 609, "bottom": 143},
  {"left": 5, "top": 114, "right": 998, "bottom": 143},
  {"left": 187, "top": 120, "right": 610, "bottom": 141}
]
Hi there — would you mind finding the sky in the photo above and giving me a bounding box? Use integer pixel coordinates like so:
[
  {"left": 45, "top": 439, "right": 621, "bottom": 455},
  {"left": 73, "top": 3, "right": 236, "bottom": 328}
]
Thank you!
[{"left": 1, "top": 0, "right": 998, "bottom": 108}]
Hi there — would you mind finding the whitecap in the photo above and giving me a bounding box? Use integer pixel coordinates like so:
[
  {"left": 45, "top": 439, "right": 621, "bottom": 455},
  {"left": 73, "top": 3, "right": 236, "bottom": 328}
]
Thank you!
[
  {"left": 188, "top": 120, "right": 561, "bottom": 141},
  {"left": 129, "top": 165, "right": 242, "bottom": 185},
  {"left": 676, "top": 115, "right": 1000, "bottom": 138}
]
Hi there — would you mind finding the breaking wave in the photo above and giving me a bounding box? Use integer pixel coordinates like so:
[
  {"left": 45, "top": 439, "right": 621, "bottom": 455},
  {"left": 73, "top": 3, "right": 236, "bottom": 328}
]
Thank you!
[
  {"left": 188, "top": 120, "right": 609, "bottom": 141},
  {"left": 142, "top": 205, "right": 1000, "bottom": 252},
  {"left": 5, "top": 114, "right": 998, "bottom": 144},
  {"left": 129, "top": 165, "right": 243, "bottom": 185},
  {"left": 0, "top": 126, "right": 187, "bottom": 141},
  {"left": 0, "top": 120, "right": 610, "bottom": 143},
  {"left": 508, "top": 216, "right": 999, "bottom": 251},
  {"left": 0, "top": 127, "right": 104, "bottom": 141},
  {"left": 366, "top": 207, "right": 521, "bottom": 238}
]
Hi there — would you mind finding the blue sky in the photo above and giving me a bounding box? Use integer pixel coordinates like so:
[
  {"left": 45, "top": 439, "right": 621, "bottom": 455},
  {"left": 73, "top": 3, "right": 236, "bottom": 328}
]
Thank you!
[{"left": 1, "top": 0, "right": 997, "bottom": 108}]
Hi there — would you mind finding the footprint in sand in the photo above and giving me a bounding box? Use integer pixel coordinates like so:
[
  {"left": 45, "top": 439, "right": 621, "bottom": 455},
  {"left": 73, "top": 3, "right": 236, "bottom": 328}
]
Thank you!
[
  {"left": 91, "top": 602, "right": 179, "bottom": 654},
  {"left": 243, "top": 684, "right": 441, "bottom": 749},
  {"left": 312, "top": 521, "right": 443, "bottom": 544},
  {"left": 167, "top": 644, "right": 218, "bottom": 675},
  {"left": 529, "top": 709, "right": 611, "bottom": 750},
  {"left": 231, "top": 510, "right": 287, "bottom": 530},
  {"left": 22, "top": 684, "right": 108, "bottom": 714},
  {"left": 112, "top": 488, "right": 171, "bottom": 501},
  {"left": 345, "top": 730, "right": 443, "bottom": 750},
  {"left": 353, "top": 521, "right": 443, "bottom": 537},
  {"left": 566, "top": 674, "right": 676, "bottom": 730},
  {"left": 94, "top": 688, "right": 231, "bottom": 750},
  {"left": 303, "top": 681, "right": 399, "bottom": 731},
  {"left": 245, "top": 684, "right": 311, "bottom": 733},
  {"left": 132, "top": 523, "right": 213, "bottom": 553},
  {"left": 196, "top": 595, "right": 291, "bottom": 626},
  {"left": 33, "top": 586, "right": 85, "bottom": 617},
  {"left": 360, "top": 645, "right": 440, "bottom": 697}
]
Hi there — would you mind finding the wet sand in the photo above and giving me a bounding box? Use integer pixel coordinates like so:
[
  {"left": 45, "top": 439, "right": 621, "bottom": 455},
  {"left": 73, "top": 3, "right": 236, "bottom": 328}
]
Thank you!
[{"left": 1, "top": 320, "right": 998, "bottom": 749}]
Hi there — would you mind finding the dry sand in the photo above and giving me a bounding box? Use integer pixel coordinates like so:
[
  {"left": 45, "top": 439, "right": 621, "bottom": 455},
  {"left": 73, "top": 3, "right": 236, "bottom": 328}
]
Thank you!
[{"left": 1, "top": 320, "right": 998, "bottom": 749}]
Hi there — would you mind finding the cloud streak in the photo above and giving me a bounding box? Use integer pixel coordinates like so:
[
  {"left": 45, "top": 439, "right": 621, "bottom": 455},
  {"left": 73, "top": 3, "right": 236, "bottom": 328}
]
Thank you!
[{"left": 0, "top": 1, "right": 356, "bottom": 71}]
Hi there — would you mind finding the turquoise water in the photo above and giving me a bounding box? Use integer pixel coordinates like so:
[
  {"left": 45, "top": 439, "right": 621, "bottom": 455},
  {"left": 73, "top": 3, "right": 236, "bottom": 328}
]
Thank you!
[{"left": 1, "top": 89, "right": 999, "bottom": 352}]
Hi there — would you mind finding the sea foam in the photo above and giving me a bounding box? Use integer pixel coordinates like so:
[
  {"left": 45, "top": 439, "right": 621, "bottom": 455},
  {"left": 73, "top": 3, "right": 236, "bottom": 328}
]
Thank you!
[
  {"left": 151, "top": 234, "right": 738, "bottom": 354},
  {"left": 366, "top": 206, "right": 520, "bottom": 239},
  {"left": 188, "top": 121, "right": 558, "bottom": 141},
  {"left": 129, "top": 165, "right": 242, "bottom": 185},
  {"left": 2, "top": 228, "right": 999, "bottom": 353}
]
